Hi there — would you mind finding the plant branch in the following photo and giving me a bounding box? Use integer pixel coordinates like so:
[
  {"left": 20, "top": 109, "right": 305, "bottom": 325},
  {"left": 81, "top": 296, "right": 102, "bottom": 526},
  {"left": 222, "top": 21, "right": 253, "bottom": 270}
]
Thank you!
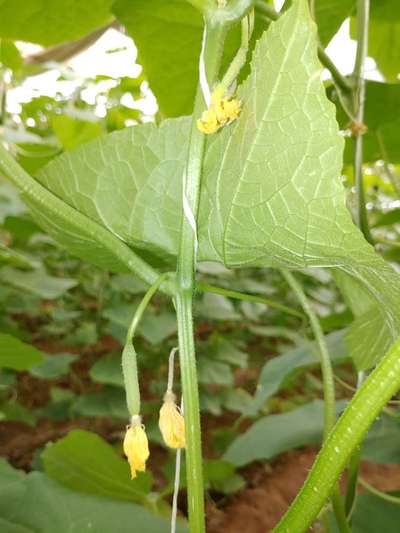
[
  {"left": 255, "top": 1, "right": 352, "bottom": 93},
  {"left": 273, "top": 336, "right": 400, "bottom": 533},
  {"left": 175, "top": 20, "right": 228, "bottom": 533},
  {"left": 196, "top": 282, "right": 305, "bottom": 318},
  {"left": 281, "top": 270, "right": 350, "bottom": 533},
  {"left": 352, "top": 0, "right": 373, "bottom": 243}
]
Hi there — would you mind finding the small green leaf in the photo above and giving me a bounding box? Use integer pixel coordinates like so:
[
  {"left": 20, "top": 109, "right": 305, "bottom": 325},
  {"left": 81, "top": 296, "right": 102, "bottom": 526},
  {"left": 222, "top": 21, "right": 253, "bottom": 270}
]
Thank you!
[
  {"left": 90, "top": 353, "right": 124, "bottom": 387},
  {"left": 0, "top": 39, "right": 22, "bottom": 71},
  {"left": 315, "top": 0, "right": 355, "bottom": 46},
  {"left": 0, "top": 266, "right": 77, "bottom": 299},
  {"left": 30, "top": 353, "right": 77, "bottom": 379},
  {"left": 71, "top": 386, "right": 128, "bottom": 419},
  {"left": 52, "top": 115, "right": 104, "bottom": 151},
  {"left": 0, "top": 333, "right": 44, "bottom": 370},
  {"left": 42, "top": 430, "right": 151, "bottom": 503}
]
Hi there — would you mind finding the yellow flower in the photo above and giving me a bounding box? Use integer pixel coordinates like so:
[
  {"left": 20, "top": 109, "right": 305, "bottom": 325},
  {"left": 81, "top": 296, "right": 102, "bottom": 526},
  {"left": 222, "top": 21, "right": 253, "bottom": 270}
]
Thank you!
[
  {"left": 197, "top": 106, "right": 220, "bottom": 135},
  {"left": 159, "top": 392, "right": 186, "bottom": 449},
  {"left": 197, "top": 87, "right": 241, "bottom": 135},
  {"left": 123, "top": 419, "right": 150, "bottom": 479}
]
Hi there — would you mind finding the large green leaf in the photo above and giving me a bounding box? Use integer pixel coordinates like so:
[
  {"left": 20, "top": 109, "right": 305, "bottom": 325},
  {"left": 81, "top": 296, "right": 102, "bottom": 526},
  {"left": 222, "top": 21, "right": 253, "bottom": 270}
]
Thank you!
[
  {"left": 0, "top": 459, "right": 186, "bottom": 533},
  {"left": 0, "top": 333, "right": 44, "bottom": 370},
  {"left": 0, "top": 0, "right": 114, "bottom": 46},
  {"left": 36, "top": 118, "right": 190, "bottom": 262},
  {"left": 42, "top": 430, "right": 151, "bottom": 504}
]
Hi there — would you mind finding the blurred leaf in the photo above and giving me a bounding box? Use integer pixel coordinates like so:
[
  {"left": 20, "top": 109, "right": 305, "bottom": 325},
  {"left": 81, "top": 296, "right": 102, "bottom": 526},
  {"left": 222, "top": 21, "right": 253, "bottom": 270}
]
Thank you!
[
  {"left": 0, "top": 39, "right": 22, "bottom": 71},
  {"left": 90, "top": 352, "right": 124, "bottom": 387},
  {"left": 0, "top": 333, "right": 43, "bottom": 369},
  {"left": 373, "top": 208, "right": 400, "bottom": 228},
  {"left": 52, "top": 115, "right": 104, "bottom": 150},
  {"left": 315, "top": 0, "right": 355, "bottom": 46},
  {"left": 197, "top": 293, "right": 240, "bottom": 321},
  {"left": 0, "top": 459, "right": 186, "bottom": 533},
  {"left": 0, "top": 0, "right": 114, "bottom": 46},
  {"left": 30, "top": 352, "right": 77, "bottom": 379},
  {"left": 362, "top": 415, "right": 400, "bottom": 463},
  {"left": 0, "top": 181, "right": 26, "bottom": 223},
  {"left": 0, "top": 266, "right": 77, "bottom": 299},
  {"left": 42, "top": 430, "right": 151, "bottom": 503},
  {"left": 224, "top": 400, "right": 347, "bottom": 466},
  {"left": 71, "top": 386, "right": 128, "bottom": 419},
  {"left": 0, "top": 400, "right": 36, "bottom": 425},
  {"left": 223, "top": 388, "right": 254, "bottom": 414},
  {"left": 250, "top": 330, "right": 348, "bottom": 414},
  {"left": 198, "top": 358, "right": 233, "bottom": 386},
  {"left": 64, "top": 322, "right": 97, "bottom": 346},
  {"left": 138, "top": 312, "right": 177, "bottom": 345},
  {"left": 352, "top": 0, "right": 400, "bottom": 81},
  {"left": 351, "top": 493, "right": 400, "bottom": 533}
]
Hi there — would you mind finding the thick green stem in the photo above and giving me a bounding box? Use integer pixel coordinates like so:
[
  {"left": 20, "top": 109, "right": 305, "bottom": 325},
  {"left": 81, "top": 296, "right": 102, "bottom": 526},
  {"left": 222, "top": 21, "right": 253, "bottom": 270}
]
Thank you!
[
  {"left": 196, "top": 282, "right": 304, "bottom": 318},
  {"left": 353, "top": 0, "right": 373, "bottom": 244},
  {"left": 175, "top": 20, "right": 228, "bottom": 533},
  {"left": 273, "top": 336, "right": 400, "bottom": 533},
  {"left": 281, "top": 270, "right": 350, "bottom": 533}
]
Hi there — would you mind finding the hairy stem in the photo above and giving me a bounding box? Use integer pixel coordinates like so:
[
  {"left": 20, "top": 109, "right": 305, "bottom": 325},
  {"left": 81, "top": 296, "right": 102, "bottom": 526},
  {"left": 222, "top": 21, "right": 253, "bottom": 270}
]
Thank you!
[
  {"left": 175, "top": 20, "right": 228, "bottom": 533},
  {"left": 281, "top": 270, "right": 350, "bottom": 533},
  {"left": 353, "top": 0, "right": 372, "bottom": 243},
  {"left": 273, "top": 336, "right": 400, "bottom": 533}
]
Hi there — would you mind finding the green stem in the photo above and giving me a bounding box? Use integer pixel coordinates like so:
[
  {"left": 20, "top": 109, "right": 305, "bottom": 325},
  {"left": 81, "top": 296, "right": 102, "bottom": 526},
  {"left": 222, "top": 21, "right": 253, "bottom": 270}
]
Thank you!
[
  {"left": 353, "top": 0, "right": 373, "bottom": 244},
  {"left": 281, "top": 270, "right": 350, "bottom": 533},
  {"left": 273, "top": 336, "right": 400, "bottom": 533},
  {"left": 175, "top": 20, "right": 228, "bottom": 533},
  {"left": 255, "top": 1, "right": 352, "bottom": 93},
  {"left": 127, "top": 273, "right": 170, "bottom": 341},
  {"left": 196, "top": 282, "right": 304, "bottom": 318},
  {"left": 375, "top": 237, "right": 400, "bottom": 249},
  {"left": 359, "top": 477, "right": 400, "bottom": 505},
  {"left": 0, "top": 141, "right": 174, "bottom": 296}
]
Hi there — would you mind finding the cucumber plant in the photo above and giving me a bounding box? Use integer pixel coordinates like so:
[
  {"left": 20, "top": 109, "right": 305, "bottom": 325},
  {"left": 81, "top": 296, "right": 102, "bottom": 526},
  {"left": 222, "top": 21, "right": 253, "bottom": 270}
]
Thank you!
[{"left": 1, "top": 0, "right": 400, "bottom": 532}]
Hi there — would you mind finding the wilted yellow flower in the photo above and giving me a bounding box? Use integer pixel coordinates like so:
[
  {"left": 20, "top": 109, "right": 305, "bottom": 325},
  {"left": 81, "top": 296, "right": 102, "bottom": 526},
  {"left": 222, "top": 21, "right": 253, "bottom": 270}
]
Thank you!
[
  {"left": 159, "top": 392, "right": 186, "bottom": 449},
  {"left": 216, "top": 97, "right": 241, "bottom": 124},
  {"left": 197, "top": 106, "right": 220, "bottom": 134},
  {"left": 123, "top": 419, "right": 149, "bottom": 479}
]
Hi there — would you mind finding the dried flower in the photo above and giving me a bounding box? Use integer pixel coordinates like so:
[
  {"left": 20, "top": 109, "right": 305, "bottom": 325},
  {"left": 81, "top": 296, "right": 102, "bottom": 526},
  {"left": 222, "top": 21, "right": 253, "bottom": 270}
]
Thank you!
[{"left": 123, "top": 416, "right": 149, "bottom": 479}]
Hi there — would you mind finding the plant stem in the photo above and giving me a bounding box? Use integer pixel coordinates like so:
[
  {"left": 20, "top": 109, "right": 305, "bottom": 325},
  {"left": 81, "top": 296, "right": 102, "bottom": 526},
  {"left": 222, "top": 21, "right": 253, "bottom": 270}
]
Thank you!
[
  {"left": 196, "top": 282, "right": 305, "bottom": 318},
  {"left": 353, "top": 0, "right": 373, "bottom": 244},
  {"left": 273, "top": 336, "right": 400, "bottom": 533},
  {"left": 175, "top": 21, "right": 228, "bottom": 533},
  {"left": 255, "top": 1, "right": 352, "bottom": 93},
  {"left": 359, "top": 477, "right": 400, "bottom": 505},
  {"left": 127, "top": 273, "right": 169, "bottom": 340},
  {"left": 281, "top": 270, "right": 350, "bottom": 533}
]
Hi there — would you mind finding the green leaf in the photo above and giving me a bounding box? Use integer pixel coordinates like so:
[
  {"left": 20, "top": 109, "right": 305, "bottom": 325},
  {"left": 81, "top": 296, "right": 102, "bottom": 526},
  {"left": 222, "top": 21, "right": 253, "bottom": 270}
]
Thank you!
[
  {"left": 42, "top": 430, "right": 151, "bottom": 503},
  {"left": 0, "top": 0, "right": 114, "bottom": 46},
  {"left": 224, "top": 400, "right": 347, "bottom": 466},
  {"left": 0, "top": 459, "right": 186, "bottom": 533},
  {"left": 30, "top": 352, "right": 77, "bottom": 379},
  {"left": 198, "top": 358, "right": 233, "bottom": 386},
  {"left": 0, "top": 266, "right": 77, "bottom": 299},
  {"left": 354, "top": 0, "right": 400, "bottom": 82},
  {"left": 315, "top": 0, "right": 355, "bottom": 46},
  {"left": 250, "top": 330, "right": 348, "bottom": 414},
  {"left": 362, "top": 415, "right": 400, "bottom": 464},
  {"left": 0, "top": 39, "right": 22, "bottom": 71},
  {"left": 90, "top": 352, "right": 124, "bottom": 387},
  {"left": 351, "top": 493, "right": 400, "bottom": 533},
  {"left": 52, "top": 115, "right": 104, "bottom": 151},
  {"left": 71, "top": 386, "right": 128, "bottom": 419},
  {"left": 36, "top": 117, "right": 190, "bottom": 262},
  {"left": 0, "top": 333, "right": 44, "bottom": 370}
]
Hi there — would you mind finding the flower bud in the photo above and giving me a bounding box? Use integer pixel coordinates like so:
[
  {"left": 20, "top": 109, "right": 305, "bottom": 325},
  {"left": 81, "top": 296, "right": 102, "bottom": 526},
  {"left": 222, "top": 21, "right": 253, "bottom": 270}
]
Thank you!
[{"left": 123, "top": 416, "right": 150, "bottom": 479}]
